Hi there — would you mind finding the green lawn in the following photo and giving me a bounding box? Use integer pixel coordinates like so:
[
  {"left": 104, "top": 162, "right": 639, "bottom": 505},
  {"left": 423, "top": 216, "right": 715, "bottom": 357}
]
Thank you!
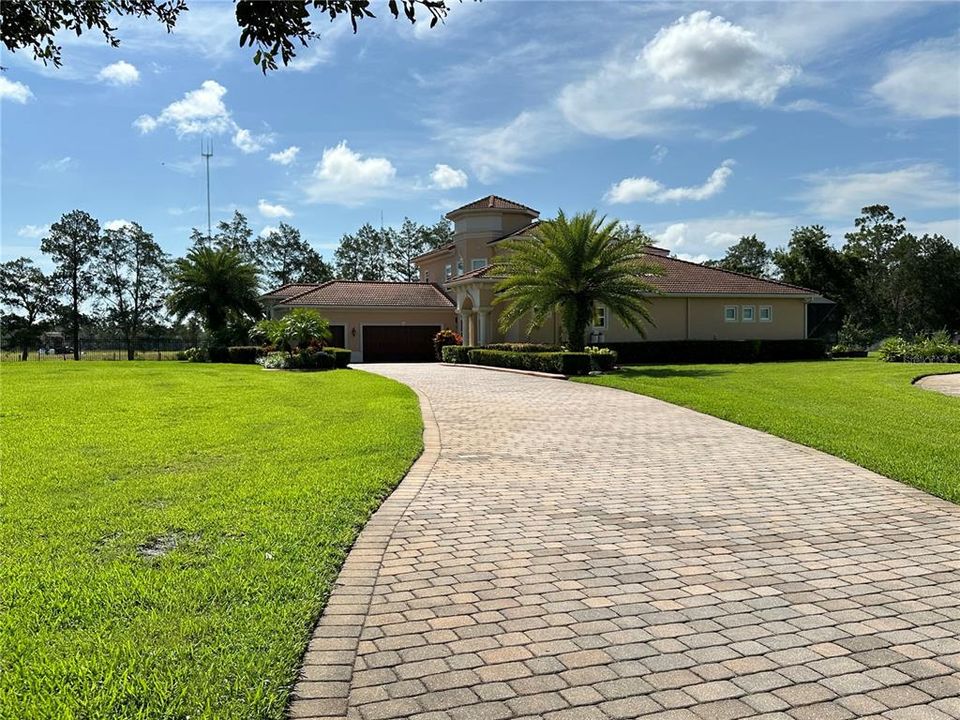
[
  {"left": 575, "top": 358, "right": 959, "bottom": 504},
  {"left": 1, "top": 362, "right": 423, "bottom": 719}
]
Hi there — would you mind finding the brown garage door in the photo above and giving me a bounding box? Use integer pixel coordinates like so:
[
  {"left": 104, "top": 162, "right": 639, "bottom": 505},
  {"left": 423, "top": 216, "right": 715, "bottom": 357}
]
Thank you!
[
  {"left": 362, "top": 325, "right": 439, "bottom": 363},
  {"left": 328, "top": 325, "right": 346, "bottom": 349}
]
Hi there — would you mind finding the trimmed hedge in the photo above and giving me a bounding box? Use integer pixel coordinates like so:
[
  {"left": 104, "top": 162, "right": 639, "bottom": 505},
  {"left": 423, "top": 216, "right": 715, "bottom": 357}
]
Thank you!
[
  {"left": 442, "top": 345, "right": 474, "bottom": 363},
  {"left": 324, "top": 347, "right": 352, "bottom": 368},
  {"left": 226, "top": 346, "right": 265, "bottom": 364},
  {"left": 599, "top": 339, "right": 827, "bottom": 364},
  {"left": 482, "top": 343, "right": 564, "bottom": 353},
  {"left": 588, "top": 350, "right": 618, "bottom": 372},
  {"left": 466, "top": 349, "right": 592, "bottom": 376}
]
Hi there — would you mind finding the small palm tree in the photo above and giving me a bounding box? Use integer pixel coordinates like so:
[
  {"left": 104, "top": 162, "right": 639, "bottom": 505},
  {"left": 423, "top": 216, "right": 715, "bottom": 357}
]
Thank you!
[
  {"left": 167, "top": 246, "right": 262, "bottom": 345},
  {"left": 493, "top": 211, "right": 662, "bottom": 351}
]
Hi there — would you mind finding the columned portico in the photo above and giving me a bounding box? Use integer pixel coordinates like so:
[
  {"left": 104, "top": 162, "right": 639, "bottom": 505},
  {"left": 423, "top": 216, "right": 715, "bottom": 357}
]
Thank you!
[{"left": 476, "top": 306, "right": 492, "bottom": 346}]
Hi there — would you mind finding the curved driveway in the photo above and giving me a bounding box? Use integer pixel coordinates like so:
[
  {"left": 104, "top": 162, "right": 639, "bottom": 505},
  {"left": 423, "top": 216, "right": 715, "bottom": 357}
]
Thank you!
[{"left": 290, "top": 364, "right": 960, "bottom": 720}]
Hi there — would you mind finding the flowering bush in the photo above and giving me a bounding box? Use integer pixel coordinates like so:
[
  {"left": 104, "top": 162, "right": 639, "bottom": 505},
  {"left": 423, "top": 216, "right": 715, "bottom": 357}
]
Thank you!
[
  {"left": 584, "top": 346, "right": 618, "bottom": 371},
  {"left": 257, "top": 347, "right": 336, "bottom": 370},
  {"left": 433, "top": 328, "right": 462, "bottom": 361}
]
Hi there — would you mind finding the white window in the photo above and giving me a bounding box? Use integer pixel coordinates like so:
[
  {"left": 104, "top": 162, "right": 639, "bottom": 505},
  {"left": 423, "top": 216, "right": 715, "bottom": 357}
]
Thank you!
[
  {"left": 593, "top": 305, "right": 607, "bottom": 329},
  {"left": 742, "top": 305, "right": 755, "bottom": 323},
  {"left": 424, "top": 270, "right": 430, "bottom": 283},
  {"left": 444, "top": 264, "right": 452, "bottom": 280},
  {"left": 759, "top": 305, "right": 773, "bottom": 322},
  {"left": 724, "top": 305, "right": 738, "bottom": 323},
  {"left": 456, "top": 257, "right": 464, "bottom": 275},
  {"left": 471, "top": 258, "right": 487, "bottom": 271}
]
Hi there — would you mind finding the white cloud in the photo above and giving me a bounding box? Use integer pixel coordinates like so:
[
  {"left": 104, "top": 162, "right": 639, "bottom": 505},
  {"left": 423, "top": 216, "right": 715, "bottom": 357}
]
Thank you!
[
  {"left": 441, "top": 111, "right": 572, "bottom": 182},
  {"left": 430, "top": 164, "right": 468, "bottom": 190},
  {"left": 800, "top": 163, "right": 960, "bottom": 219},
  {"left": 97, "top": 61, "right": 140, "bottom": 86},
  {"left": 559, "top": 11, "right": 797, "bottom": 139},
  {"left": 134, "top": 80, "right": 233, "bottom": 136},
  {"left": 104, "top": 219, "right": 134, "bottom": 231},
  {"left": 269, "top": 146, "right": 301, "bottom": 165},
  {"left": 675, "top": 253, "right": 711, "bottom": 264},
  {"left": 651, "top": 145, "right": 668, "bottom": 164},
  {"left": 40, "top": 157, "right": 74, "bottom": 172},
  {"left": 17, "top": 224, "right": 50, "bottom": 239},
  {"left": 650, "top": 213, "right": 801, "bottom": 259},
  {"left": 259, "top": 225, "right": 279, "bottom": 237},
  {"left": 258, "top": 199, "right": 293, "bottom": 218},
  {"left": 0, "top": 77, "right": 34, "bottom": 103},
  {"left": 233, "top": 127, "right": 273, "bottom": 154},
  {"left": 606, "top": 160, "right": 735, "bottom": 204},
  {"left": 304, "top": 141, "right": 397, "bottom": 205},
  {"left": 872, "top": 37, "right": 960, "bottom": 120},
  {"left": 133, "top": 115, "right": 158, "bottom": 133}
]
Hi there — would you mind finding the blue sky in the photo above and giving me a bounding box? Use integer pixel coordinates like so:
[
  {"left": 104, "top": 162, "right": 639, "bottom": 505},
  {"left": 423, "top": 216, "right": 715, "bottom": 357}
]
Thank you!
[{"left": 2, "top": 1, "right": 958, "bottom": 267}]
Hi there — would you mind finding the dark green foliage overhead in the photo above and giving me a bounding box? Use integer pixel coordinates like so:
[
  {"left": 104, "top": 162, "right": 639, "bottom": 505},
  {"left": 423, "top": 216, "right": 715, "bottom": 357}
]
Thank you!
[{"left": 1, "top": 0, "right": 455, "bottom": 73}]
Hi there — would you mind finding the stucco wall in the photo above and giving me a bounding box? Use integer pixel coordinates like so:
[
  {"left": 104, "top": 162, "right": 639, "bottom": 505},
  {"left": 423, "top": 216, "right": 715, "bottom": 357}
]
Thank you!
[
  {"left": 417, "top": 252, "right": 453, "bottom": 283},
  {"left": 597, "top": 296, "right": 807, "bottom": 342}
]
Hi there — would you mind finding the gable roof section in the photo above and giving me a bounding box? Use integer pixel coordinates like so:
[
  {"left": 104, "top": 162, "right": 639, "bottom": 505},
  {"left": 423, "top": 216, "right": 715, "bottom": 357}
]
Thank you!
[
  {"left": 260, "top": 282, "right": 321, "bottom": 300},
  {"left": 279, "top": 280, "right": 455, "bottom": 308},
  {"left": 487, "top": 220, "right": 541, "bottom": 245},
  {"left": 447, "top": 195, "right": 539, "bottom": 218},
  {"left": 643, "top": 252, "right": 816, "bottom": 295},
  {"left": 446, "top": 249, "right": 815, "bottom": 296}
]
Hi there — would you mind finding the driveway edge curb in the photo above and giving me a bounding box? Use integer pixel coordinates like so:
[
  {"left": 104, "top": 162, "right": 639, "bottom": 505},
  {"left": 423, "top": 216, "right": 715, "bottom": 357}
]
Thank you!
[{"left": 286, "top": 387, "right": 441, "bottom": 720}]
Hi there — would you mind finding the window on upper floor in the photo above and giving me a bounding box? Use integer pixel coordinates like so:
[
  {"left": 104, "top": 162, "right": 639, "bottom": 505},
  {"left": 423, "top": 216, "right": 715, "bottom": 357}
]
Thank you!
[
  {"left": 444, "top": 264, "right": 452, "bottom": 280},
  {"left": 724, "top": 305, "right": 738, "bottom": 322},
  {"left": 592, "top": 304, "right": 607, "bottom": 329},
  {"left": 759, "top": 305, "right": 773, "bottom": 322},
  {"left": 471, "top": 258, "right": 487, "bottom": 271},
  {"left": 456, "top": 258, "right": 464, "bottom": 276},
  {"left": 742, "top": 305, "right": 755, "bottom": 322}
]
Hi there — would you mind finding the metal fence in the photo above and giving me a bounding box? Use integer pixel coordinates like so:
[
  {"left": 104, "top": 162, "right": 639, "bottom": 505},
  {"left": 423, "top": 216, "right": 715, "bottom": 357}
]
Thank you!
[{"left": 1, "top": 336, "right": 194, "bottom": 362}]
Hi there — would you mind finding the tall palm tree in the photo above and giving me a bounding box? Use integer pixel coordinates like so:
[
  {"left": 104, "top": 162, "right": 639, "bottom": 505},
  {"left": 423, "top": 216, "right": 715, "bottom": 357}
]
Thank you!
[
  {"left": 167, "top": 246, "right": 262, "bottom": 345},
  {"left": 492, "top": 210, "right": 662, "bottom": 352}
]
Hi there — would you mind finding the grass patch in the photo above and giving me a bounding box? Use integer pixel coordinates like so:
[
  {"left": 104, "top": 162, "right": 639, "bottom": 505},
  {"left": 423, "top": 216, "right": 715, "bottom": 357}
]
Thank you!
[
  {"left": 575, "top": 358, "right": 959, "bottom": 504},
  {"left": 0, "top": 362, "right": 423, "bottom": 719}
]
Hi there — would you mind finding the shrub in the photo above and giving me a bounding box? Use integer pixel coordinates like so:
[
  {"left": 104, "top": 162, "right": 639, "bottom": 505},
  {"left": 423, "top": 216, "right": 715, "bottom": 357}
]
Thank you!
[
  {"left": 207, "top": 346, "right": 231, "bottom": 363},
  {"left": 257, "top": 348, "right": 336, "bottom": 370},
  {"left": 433, "top": 329, "right": 462, "bottom": 361},
  {"left": 879, "top": 333, "right": 959, "bottom": 363},
  {"left": 483, "top": 342, "right": 564, "bottom": 353},
  {"left": 253, "top": 310, "right": 331, "bottom": 353},
  {"left": 324, "top": 347, "right": 352, "bottom": 368},
  {"left": 584, "top": 346, "right": 618, "bottom": 372},
  {"left": 441, "top": 345, "right": 472, "bottom": 363},
  {"left": 178, "top": 347, "right": 207, "bottom": 362},
  {"left": 600, "top": 339, "right": 828, "bottom": 364},
  {"left": 226, "top": 346, "right": 264, "bottom": 364},
  {"left": 466, "top": 349, "right": 592, "bottom": 376}
]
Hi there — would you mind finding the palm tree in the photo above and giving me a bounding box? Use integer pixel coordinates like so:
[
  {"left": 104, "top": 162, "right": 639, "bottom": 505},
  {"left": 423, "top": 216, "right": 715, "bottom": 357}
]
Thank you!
[
  {"left": 167, "top": 246, "right": 262, "bottom": 345},
  {"left": 492, "top": 211, "right": 662, "bottom": 352}
]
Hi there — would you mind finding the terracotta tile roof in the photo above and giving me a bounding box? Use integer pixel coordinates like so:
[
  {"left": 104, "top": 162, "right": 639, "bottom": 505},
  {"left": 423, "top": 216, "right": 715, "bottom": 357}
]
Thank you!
[
  {"left": 447, "top": 195, "right": 540, "bottom": 217},
  {"left": 642, "top": 252, "right": 817, "bottom": 295},
  {"left": 260, "top": 283, "right": 321, "bottom": 300},
  {"left": 487, "top": 220, "right": 541, "bottom": 245},
  {"left": 410, "top": 243, "right": 455, "bottom": 263},
  {"left": 279, "top": 280, "right": 455, "bottom": 308},
  {"left": 445, "top": 249, "right": 815, "bottom": 296}
]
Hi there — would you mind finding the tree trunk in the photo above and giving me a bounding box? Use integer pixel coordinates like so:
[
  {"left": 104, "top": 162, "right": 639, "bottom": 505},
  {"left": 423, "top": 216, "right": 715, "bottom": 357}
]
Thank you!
[
  {"left": 127, "top": 343, "right": 135, "bottom": 361},
  {"left": 72, "top": 283, "right": 80, "bottom": 361},
  {"left": 20, "top": 344, "right": 29, "bottom": 361}
]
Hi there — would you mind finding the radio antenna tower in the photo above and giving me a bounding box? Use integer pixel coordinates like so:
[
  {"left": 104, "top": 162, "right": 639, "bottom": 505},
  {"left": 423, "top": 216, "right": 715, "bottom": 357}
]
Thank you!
[{"left": 201, "top": 138, "right": 214, "bottom": 239}]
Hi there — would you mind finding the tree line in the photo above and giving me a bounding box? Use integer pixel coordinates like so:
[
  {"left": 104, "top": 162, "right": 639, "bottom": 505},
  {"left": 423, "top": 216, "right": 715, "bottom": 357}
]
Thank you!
[
  {"left": 1, "top": 210, "right": 452, "bottom": 360},
  {"left": 702, "top": 205, "right": 959, "bottom": 343}
]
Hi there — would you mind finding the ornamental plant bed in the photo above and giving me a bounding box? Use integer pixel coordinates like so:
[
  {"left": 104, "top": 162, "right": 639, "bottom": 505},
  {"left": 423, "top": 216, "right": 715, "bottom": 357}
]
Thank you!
[{"left": 467, "top": 348, "right": 592, "bottom": 376}]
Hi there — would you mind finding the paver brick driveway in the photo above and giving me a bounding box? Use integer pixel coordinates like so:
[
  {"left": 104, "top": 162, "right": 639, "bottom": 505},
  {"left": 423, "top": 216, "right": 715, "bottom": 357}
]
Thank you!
[{"left": 291, "top": 364, "right": 960, "bottom": 720}]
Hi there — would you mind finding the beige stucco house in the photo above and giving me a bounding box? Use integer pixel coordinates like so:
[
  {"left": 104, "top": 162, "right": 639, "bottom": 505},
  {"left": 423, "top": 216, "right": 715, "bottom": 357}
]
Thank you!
[{"left": 262, "top": 195, "right": 820, "bottom": 362}]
